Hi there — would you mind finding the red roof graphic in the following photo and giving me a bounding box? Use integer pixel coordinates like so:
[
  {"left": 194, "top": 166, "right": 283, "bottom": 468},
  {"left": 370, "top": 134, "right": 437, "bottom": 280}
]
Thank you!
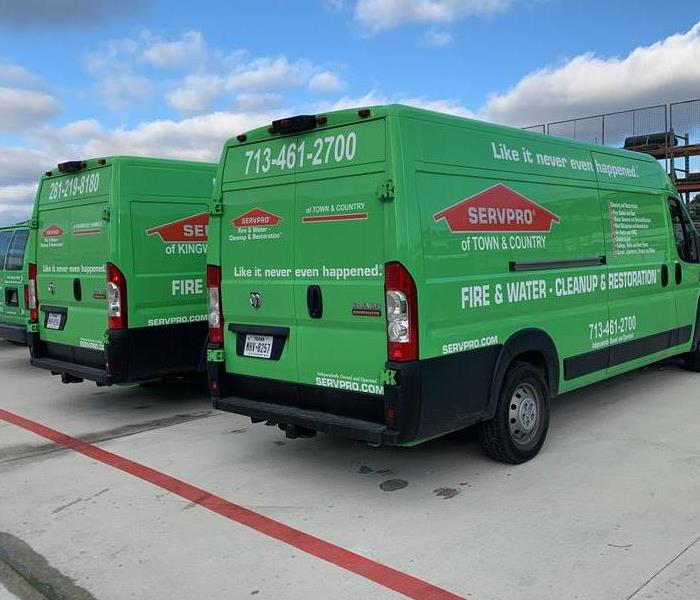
[
  {"left": 147, "top": 213, "right": 209, "bottom": 243},
  {"left": 42, "top": 224, "right": 64, "bottom": 238},
  {"left": 232, "top": 208, "right": 282, "bottom": 228},
  {"left": 433, "top": 184, "right": 560, "bottom": 233}
]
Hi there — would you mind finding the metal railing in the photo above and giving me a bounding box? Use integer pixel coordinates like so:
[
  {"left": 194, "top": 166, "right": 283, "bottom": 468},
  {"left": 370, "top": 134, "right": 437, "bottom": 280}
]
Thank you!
[{"left": 524, "top": 99, "right": 700, "bottom": 201}]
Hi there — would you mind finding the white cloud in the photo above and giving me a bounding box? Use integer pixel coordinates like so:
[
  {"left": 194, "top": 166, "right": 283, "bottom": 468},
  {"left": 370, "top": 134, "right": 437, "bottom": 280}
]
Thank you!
[
  {"left": 401, "top": 96, "right": 474, "bottom": 118},
  {"left": 354, "top": 0, "right": 512, "bottom": 33},
  {"left": 0, "top": 147, "right": 53, "bottom": 186},
  {"left": 0, "top": 183, "right": 38, "bottom": 225},
  {"left": 0, "top": 60, "right": 40, "bottom": 88},
  {"left": 483, "top": 21, "right": 700, "bottom": 126},
  {"left": 141, "top": 31, "right": 208, "bottom": 68},
  {"left": 309, "top": 71, "right": 346, "bottom": 93},
  {"left": 167, "top": 74, "right": 225, "bottom": 113},
  {"left": 59, "top": 120, "right": 104, "bottom": 141},
  {"left": 96, "top": 73, "right": 153, "bottom": 112},
  {"left": 0, "top": 183, "right": 37, "bottom": 205},
  {"left": 227, "top": 57, "right": 314, "bottom": 91},
  {"left": 85, "top": 37, "right": 140, "bottom": 74},
  {"left": 424, "top": 28, "right": 453, "bottom": 46},
  {"left": 80, "top": 109, "right": 288, "bottom": 162},
  {"left": 0, "top": 87, "right": 61, "bottom": 132},
  {"left": 233, "top": 93, "right": 283, "bottom": 112},
  {"left": 317, "top": 90, "right": 474, "bottom": 118},
  {"left": 86, "top": 31, "right": 344, "bottom": 114}
]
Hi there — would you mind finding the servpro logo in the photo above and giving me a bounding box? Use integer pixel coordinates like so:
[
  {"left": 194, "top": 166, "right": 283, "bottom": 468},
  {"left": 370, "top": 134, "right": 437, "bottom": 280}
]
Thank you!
[
  {"left": 147, "top": 213, "right": 209, "bottom": 242},
  {"left": 232, "top": 208, "right": 282, "bottom": 228},
  {"left": 433, "top": 184, "right": 560, "bottom": 233},
  {"left": 42, "top": 224, "right": 64, "bottom": 238}
]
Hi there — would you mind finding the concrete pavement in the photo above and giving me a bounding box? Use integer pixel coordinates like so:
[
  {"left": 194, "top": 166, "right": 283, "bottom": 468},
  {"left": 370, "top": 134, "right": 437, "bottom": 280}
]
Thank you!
[{"left": 1, "top": 340, "right": 700, "bottom": 599}]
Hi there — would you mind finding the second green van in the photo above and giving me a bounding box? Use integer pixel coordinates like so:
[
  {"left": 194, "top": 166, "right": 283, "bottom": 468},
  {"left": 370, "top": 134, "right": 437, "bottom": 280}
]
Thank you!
[{"left": 28, "top": 156, "right": 217, "bottom": 385}]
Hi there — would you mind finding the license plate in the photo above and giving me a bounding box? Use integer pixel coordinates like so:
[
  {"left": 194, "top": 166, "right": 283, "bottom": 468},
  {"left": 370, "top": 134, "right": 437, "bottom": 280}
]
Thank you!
[
  {"left": 243, "top": 334, "right": 273, "bottom": 358},
  {"left": 46, "top": 312, "right": 62, "bottom": 330}
]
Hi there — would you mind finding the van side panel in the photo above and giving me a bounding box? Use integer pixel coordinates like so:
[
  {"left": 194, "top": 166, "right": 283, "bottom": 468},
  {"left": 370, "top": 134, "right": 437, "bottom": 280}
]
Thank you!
[
  {"left": 404, "top": 116, "right": 610, "bottom": 435},
  {"left": 122, "top": 162, "right": 214, "bottom": 329}
]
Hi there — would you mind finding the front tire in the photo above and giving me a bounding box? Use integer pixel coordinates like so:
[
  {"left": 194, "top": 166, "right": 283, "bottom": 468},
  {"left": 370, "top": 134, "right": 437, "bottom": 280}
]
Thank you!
[{"left": 478, "top": 361, "right": 550, "bottom": 464}]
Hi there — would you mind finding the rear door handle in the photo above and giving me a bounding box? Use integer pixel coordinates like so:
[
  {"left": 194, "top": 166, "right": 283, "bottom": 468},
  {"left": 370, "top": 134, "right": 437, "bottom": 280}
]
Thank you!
[
  {"left": 675, "top": 262, "right": 682, "bottom": 285},
  {"left": 307, "top": 285, "right": 323, "bottom": 319},
  {"left": 661, "top": 264, "right": 669, "bottom": 287},
  {"left": 73, "top": 278, "right": 82, "bottom": 302}
]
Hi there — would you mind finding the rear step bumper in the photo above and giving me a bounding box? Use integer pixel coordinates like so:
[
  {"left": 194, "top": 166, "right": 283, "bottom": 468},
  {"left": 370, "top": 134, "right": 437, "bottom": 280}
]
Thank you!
[
  {"left": 30, "top": 356, "right": 109, "bottom": 385},
  {"left": 0, "top": 322, "right": 27, "bottom": 345},
  {"left": 29, "top": 321, "right": 208, "bottom": 385},
  {"left": 214, "top": 396, "right": 398, "bottom": 445}
]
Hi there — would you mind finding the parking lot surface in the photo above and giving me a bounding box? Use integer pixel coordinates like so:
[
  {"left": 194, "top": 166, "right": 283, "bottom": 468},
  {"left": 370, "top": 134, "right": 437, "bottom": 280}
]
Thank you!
[{"left": 1, "top": 340, "right": 700, "bottom": 600}]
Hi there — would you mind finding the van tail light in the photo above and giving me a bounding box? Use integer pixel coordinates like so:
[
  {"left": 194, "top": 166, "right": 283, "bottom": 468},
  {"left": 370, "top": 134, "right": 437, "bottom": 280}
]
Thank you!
[
  {"left": 207, "top": 265, "right": 223, "bottom": 344},
  {"left": 107, "top": 262, "right": 127, "bottom": 330},
  {"left": 26, "top": 263, "right": 38, "bottom": 321},
  {"left": 385, "top": 261, "right": 418, "bottom": 362}
]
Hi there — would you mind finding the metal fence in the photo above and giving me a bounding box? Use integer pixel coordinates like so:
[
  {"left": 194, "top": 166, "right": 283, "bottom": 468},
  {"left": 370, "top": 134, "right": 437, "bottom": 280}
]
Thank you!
[
  {"left": 542, "top": 104, "right": 667, "bottom": 147},
  {"left": 670, "top": 99, "right": 700, "bottom": 181},
  {"left": 525, "top": 99, "right": 700, "bottom": 200},
  {"left": 522, "top": 124, "right": 545, "bottom": 134}
]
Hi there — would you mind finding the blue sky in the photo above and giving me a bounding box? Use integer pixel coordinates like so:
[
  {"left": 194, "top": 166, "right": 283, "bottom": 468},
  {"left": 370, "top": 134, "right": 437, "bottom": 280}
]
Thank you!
[{"left": 1, "top": 0, "right": 699, "bottom": 224}]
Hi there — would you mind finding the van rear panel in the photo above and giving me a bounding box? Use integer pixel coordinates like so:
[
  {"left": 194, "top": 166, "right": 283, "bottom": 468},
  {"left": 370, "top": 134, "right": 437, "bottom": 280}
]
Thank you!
[
  {"left": 35, "top": 166, "right": 110, "bottom": 356},
  {"left": 216, "top": 117, "right": 389, "bottom": 420}
]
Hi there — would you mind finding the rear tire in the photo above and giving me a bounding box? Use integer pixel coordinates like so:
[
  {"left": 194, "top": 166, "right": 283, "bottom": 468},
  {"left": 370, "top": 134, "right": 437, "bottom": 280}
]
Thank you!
[{"left": 478, "top": 361, "right": 550, "bottom": 464}]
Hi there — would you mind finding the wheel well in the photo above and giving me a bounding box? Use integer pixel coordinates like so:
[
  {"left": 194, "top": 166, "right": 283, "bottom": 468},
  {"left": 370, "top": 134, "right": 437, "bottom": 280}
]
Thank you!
[
  {"left": 511, "top": 351, "right": 548, "bottom": 385},
  {"left": 488, "top": 330, "right": 560, "bottom": 419}
]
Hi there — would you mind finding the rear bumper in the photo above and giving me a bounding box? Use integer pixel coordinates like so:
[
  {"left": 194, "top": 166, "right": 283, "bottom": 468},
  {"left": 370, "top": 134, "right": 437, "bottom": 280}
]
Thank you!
[
  {"left": 30, "top": 356, "right": 110, "bottom": 385},
  {"left": 214, "top": 396, "right": 399, "bottom": 445},
  {"left": 208, "top": 342, "right": 502, "bottom": 446},
  {"left": 30, "top": 321, "right": 208, "bottom": 385},
  {"left": 0, "top": 322, "right": 27, "bottom": 345}
]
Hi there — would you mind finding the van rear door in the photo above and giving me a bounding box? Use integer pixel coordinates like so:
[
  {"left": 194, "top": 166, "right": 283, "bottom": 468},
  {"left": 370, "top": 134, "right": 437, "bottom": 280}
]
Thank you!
[
  {"left": 36, "top": 165, "right": 110, "bottom": 353},
  {"left": 220, "top": 118, "right": 388, "bottom": 398}
]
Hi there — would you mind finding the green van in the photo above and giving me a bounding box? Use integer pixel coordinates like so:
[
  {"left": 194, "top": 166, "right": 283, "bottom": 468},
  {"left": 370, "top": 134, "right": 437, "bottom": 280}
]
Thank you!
[
  {"left": 0, "top": 221, "right": 31, "bottom": 344},
  {"left": 206, "top": 105, "right": 700, "bottom": 463},
  {"left": 28, "top": 157, "right": 217, "bottom": 385}
]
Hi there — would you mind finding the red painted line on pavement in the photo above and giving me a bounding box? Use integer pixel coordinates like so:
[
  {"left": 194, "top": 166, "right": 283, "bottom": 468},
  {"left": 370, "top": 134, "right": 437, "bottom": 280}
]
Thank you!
[
  {"left": 302, "top": 212, "right": 368, "bottom": 223},
  {"left": 0, "top": 408, "right": 468, "bottom": 600}
]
